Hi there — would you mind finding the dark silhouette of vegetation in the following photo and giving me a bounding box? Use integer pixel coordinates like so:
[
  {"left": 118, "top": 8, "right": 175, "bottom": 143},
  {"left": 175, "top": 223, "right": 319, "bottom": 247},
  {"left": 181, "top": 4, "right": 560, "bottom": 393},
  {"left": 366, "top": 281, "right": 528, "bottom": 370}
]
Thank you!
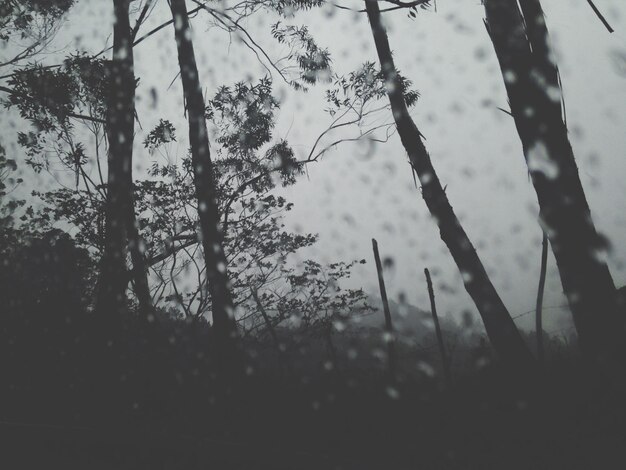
[
  {"left": 95, "top": 0, "right": 139, "bottom": 318},
  {"left": 168, "top": 0, "right": 236, "bottom": 344}
]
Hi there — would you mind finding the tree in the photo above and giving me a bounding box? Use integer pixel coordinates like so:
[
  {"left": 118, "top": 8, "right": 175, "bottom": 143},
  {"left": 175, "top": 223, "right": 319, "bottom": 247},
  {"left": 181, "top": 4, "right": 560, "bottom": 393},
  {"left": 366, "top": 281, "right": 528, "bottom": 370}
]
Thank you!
[
  {"left": 168, "top": 0, "right": 237, "bottom": 343},
  {"left": 95, "top": 0, "right": 150, "bottom": 318},
  {"left": 3, "top": 50, "right": 153, "bottom": 315},
  {"left": 14, "top": 54, "right": 385, "bottom": 328},
  {"left": 164, "top": 0, "right": 337, "bottom": 340},
  {"left": 134, "top": 72, "right": 377, "bottom": 323},
  {"left": 364, "top": 0, "right": 534, "bottom": 369},
  {"left": 483, "top": 0, "right": 624, "bottom": 364},
  {"left": 2, "top": 2, "right": 151, "bottom": 317}
]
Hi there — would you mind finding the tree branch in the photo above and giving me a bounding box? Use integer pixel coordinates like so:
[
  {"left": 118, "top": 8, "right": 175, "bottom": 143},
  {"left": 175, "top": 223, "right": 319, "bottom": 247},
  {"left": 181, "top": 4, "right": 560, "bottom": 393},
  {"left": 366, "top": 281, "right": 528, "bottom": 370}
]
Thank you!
[{"left": 586, "top": 0, "right": 614, "bottom": 33}]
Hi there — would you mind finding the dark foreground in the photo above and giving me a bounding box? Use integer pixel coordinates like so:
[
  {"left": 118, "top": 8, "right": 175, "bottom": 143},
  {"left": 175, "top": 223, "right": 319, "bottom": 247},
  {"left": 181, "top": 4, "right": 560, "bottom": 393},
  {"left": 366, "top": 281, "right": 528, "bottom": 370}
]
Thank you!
[{"left": 1, "top": 307, "right": 625, "bottom": 470}]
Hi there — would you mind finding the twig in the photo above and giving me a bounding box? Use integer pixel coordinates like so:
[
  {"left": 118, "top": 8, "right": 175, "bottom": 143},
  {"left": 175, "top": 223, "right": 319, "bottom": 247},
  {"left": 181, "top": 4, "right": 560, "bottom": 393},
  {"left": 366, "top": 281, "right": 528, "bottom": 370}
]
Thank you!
[{"left": 586, "top": 0, "right": 614, "bottom": 33}]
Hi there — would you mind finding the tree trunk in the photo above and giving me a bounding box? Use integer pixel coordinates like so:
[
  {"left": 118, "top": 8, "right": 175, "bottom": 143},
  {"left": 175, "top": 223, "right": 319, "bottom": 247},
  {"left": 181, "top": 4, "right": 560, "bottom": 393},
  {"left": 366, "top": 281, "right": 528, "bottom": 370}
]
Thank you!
[
  {"left": 95, "top": 0, "right": 136, "bottom": 318},
  {"left": 169, "top": 0, "right": 236, "bottom": 340},
  {"left": 365, "top": 0, "right": 534, "bottom": 369},
  {"left": 127, "top": 204, "right": 153, "bottom": 317},
  {"left": 483, "top": 0, "right": 624, "bottom": 363}
]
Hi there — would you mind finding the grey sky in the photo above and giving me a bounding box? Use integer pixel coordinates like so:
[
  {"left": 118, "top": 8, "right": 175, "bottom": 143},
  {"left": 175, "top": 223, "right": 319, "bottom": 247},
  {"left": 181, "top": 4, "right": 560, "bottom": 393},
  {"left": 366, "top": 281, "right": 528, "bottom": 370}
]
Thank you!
[{"left": 2, "top": 0, "right": 625, "bottom": 335}]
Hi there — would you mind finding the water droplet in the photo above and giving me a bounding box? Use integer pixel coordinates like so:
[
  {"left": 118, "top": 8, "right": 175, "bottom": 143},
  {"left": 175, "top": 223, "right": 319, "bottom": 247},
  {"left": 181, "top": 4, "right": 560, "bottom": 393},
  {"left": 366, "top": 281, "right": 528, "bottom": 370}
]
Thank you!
[
  {"left": 385, "top": 386, "right": 400, "bottom": 400},
  {"left": 382, "top": 331, "right": 394, "bottom": 343},
  {"left": 528, "top": 142, "right": 559, "bottom": 180},
  {"left": 461, "top": 271, "right": 474, "bottom": 283},
  {"left": 503, "top": 70, "right": 517, "bottom": 84},
  {"left": 417, "top": 360, "right": 435, "bottom": 377}
]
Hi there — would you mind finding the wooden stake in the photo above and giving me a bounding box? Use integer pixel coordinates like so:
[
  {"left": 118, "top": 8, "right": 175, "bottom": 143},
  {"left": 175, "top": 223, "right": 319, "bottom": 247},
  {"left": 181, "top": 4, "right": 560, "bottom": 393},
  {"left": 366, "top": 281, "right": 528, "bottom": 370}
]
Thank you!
[
  {"left": 372, "top": 238, "right": 396, "bottom": 379},
  {"left": 536, "top": 232, "right": 549, "bottom": 366},
  {"left": 425, "top": 268, "right": 451, "bottom": 387}
]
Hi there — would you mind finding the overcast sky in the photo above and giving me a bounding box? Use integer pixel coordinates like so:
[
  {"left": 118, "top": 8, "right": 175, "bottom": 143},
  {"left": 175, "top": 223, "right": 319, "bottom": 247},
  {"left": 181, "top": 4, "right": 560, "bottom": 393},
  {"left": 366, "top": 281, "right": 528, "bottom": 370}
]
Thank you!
[{"left": 2, "top": 0, "right": 625, "bottom": 335}]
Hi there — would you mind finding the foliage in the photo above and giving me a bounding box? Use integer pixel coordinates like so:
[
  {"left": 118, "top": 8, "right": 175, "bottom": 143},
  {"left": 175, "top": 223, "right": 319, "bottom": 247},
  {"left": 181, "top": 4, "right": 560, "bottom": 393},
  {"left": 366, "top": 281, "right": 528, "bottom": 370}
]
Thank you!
[
  {"left": 7, "top": 54, "right": 108, "bottom": 128},
  {"left": 0, "top": 0, "right": 74, "bottom": 40},
  {"left": 134, "top": 147, "right": 317, "bottom": 318},
  {"left": 31, "top": 188, "right": 105, "bottom": 252},
  {"left": 251, "top": 259, "right": 372, "bottom": 337},
  {"left": 8, "top": 64, "right": 79, "bottom": 131},
  {"left": 271, "top": 21, "right": 332, "bottom": 89},
  {"left": 130, "top": 79, "right": 365, "bottom": 322},
  {"left": 407, "top": 1, "right": 432, "bottom": 19},
  {"left": 62, "top": 53, "right": 109, "bottom": 117},
  {"left": 206, "top": 78, "right": 279, "bottom": 156},
  {"left": 325, "top": 62, "right": 420, "bottom": 117},
  {"left": 270, "top": 0, "right": 325, "bottom": 16},
  {"left": 143, "top": 119, "right": 177, "bottom": 153},
  {"left": 0, "top": 143, "right": 22, "bottom": 197},
  {"left": 206, "top": 78, "right": 303, "bottom": 189},
  {"left": 265, "top": 139, "right": 302, "bottom": 184},
  {"left": 0, "top": 143, "right": 25, "bottom": 252},
  {"left": 7, "top": 54, "right": 110, "bottom": 182}
]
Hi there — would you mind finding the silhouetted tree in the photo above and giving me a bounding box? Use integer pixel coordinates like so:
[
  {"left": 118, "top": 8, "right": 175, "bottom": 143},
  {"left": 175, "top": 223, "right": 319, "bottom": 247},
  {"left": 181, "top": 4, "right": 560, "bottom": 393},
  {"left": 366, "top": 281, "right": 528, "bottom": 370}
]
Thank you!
[
  {"left": 4, "top": 54, "right": 154, "bottom": 315},
  {"left": 168, "top": 0, "right": 237, "bottom": 343},
  {"left": 95, "top": 0, "right": 144, "bottom": 318},
  {"left": 137, "top": 86, "right": 371, "bottom": 329},
  {"left": 364, "top": 0, "right": 534, "bottom": 369},
  {"left": 483, "top": 0, "right": 625, "bottom": 364}
]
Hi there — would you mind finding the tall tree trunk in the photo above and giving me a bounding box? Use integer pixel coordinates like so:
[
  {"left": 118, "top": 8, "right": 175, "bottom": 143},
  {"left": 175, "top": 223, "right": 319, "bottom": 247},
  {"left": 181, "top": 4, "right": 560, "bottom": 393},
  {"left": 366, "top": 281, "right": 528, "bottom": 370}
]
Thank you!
[
  {"left": 365, "top": 0, "right": 534, "bottom": 369},
  {"left": 169, "top": 0, "right": 236, "bottom": 340},
  {"left": 95, "top": 0, "right": 136, "bottom": 317},
  {"left": 483, "top": 0, "right": 624, "bottom": 363}
]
